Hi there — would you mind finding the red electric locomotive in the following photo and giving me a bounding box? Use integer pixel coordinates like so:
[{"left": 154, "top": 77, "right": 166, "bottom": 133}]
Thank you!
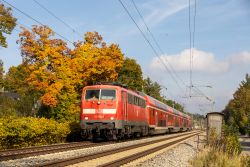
[
  {"left": 80, "top": 83, "right": 148, "bottom": 140},
  {"left": 80, "top": 83, "right": 192, "bottom": 140}
]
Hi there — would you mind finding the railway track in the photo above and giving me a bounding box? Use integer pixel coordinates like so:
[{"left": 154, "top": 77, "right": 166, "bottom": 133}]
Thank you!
[
  {"left": 0, "top": 133, "right": 184, "bottom": 162},
  {"left": 99, "top": 133, "right": 198, "bottom": 167},
  {"left": 0, "top": 141, "right": 109, "bottom": 161},
  {"left": 37, "top": 131, "right": 201, "bottom": 167}
]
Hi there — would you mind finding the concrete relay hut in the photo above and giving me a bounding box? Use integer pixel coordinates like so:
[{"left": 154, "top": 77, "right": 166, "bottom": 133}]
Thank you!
[{"left": 206, "top": 112, "right": 224, "bottom": 142}]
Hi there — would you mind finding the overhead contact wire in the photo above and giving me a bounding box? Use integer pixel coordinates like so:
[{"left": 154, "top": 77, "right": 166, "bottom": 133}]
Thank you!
[
  {"left": 118, "top": 0, "right": 185, "bottom": 93},
  {"left": 2, "top": 0, "right": 74, "bottom": 44},
  {"left": 32, "top": 0, "right": 82, "bottom": 38},
  {"left": 131, "top": 0, "right": 188, "bottom": 89}
]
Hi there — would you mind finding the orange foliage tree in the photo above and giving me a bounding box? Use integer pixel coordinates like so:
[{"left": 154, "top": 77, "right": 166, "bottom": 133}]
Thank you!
[
  {"left": 71, "top": 31, "right": 124, "bottom": 92},
  {"left": 17, "top": 26, "right": 124, "bottom": 120}
]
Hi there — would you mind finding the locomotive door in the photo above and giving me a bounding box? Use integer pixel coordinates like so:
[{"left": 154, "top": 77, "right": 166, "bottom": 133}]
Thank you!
[{"left": 122, "top": 91, "right": 128, "bottom": 122}]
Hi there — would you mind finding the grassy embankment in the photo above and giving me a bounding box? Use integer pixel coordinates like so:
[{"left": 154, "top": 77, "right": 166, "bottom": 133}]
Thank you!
[{"left": 190, "top": 126, "right": 250, "bottom": 167}]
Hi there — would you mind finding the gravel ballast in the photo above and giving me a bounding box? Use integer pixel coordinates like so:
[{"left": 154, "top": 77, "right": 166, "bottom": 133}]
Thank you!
[
  {"left": 132, "top": 135, "right": 206, "bottom": 167},
  {"left": 0, "top": 132, "right": 196, "bottom": 167}
]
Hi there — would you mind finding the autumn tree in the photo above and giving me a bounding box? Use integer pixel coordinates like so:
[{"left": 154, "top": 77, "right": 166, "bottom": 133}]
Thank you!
[
  {"left": 223, "top": 74, "right": 250, "bottom": 134},
  {"left": 0, "top": 3, "right": 17, "bottom": 47},
  {"left": 17, "top": 25, "right": 77, "bottom": 120},
  {"left": 118, "top": 57, "right": 143, "bottom": 91},
  {"left": 71, "top": 31, "right": 124, "bottom": 93},
  {"left": 19, "top": 26, "right": 72, "bottom": 106},
  {"left": 17, "top": 27, "right": 124, "bottom": 120}
]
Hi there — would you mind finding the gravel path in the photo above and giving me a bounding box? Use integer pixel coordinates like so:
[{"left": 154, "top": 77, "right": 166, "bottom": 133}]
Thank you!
[
  {"left": 132, "top": 134, "right": 206, "bottom": 167},
  {"left": 0, "top": 132, "right": 195, "bottom": 167}
]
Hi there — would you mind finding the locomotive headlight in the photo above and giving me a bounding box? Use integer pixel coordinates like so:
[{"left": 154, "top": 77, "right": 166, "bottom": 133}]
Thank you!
[
  {"left": 84, "top": 117, "right": 89, "bottom": 120},
  {"left": 110, "top": 117, "right": 114, "bottom": 120}
]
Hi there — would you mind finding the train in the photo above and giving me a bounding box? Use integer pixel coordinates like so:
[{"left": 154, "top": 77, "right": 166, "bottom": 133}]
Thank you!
[{"left": 80, "top": 83, "right": 192, "bottom": 140}]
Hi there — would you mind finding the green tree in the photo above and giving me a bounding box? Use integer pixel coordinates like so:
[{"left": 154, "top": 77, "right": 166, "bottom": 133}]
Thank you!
[
  {"left": 142, "top": 77, "right": 184, "bottom": 112},
  {"left": 0, "top": 93, "right": 18, "bottom": 117},
  {"left": 0, "top": 3, "right": 17, "bottom": 47},
  {"left": 224, "top": 74, "right": 250, "bottom": 134},
  {"left": 3, "top": 64, "right": 39, "bottom": 117},
  {"left": 118, "top": 57, "right": 143, "bottom": 91},
  {"left": 143, "top": 77, "right": 162, "bottom": 101},
  {"left": 4, "top": 64, "right": 32, "bottom": 94},
  {"left": 162, "top": 99, "right": 184, "bottom": 112}
]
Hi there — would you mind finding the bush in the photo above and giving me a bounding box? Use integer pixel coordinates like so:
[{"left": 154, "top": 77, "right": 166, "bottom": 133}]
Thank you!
[
  {"left": 222, "top": 124, "right": 241, "bottom": 155},
  {"left": 208, "top": 124, "right": 241, "bottom": 155},
  {"left": 0, "top": 117, "right": 70, "bottom": 149},
  {"left": 66, "top": 120, "right": 82, "bottom": 142},
  {"left": 191, "top": 124, "right": 245, "bottom": 166}
]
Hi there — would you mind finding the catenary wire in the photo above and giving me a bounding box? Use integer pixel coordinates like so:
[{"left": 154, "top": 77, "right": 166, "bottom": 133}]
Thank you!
[
  {"left": 32, "top": 0, "right": 82, "bottom": 38},
  {"left": 118, "top": 0, "right": 185, "bottom": 93},
  {"left": 191, "top": 0, "right": 197, "bottom": 92},
  {"left": 131, "top": 0, "right": 188, "bottom": 89},
  {"left": 131, "top": 0, "right": 210, "bottom": 109},
  {"left": 188, "top": 0, "right": 192, "bottom": 96},
  {"left": 2, "top": 0, "right": 74, "bottom": 44},
  {"left": 142, "top": 72, "right": 183, "bottom": 106}
]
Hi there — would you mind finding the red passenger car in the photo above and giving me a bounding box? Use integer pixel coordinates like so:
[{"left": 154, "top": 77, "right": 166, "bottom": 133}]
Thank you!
[
  {"left": 142, "top": 94, "right": 192, "bottom": 134},
  {"left": 80, "top": 83, "right": 192, "bottom": 140}
]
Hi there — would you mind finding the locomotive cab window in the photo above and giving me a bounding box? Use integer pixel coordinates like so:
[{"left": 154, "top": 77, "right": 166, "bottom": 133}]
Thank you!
[
  {"left": 85, "top": 89, "right": 100, "bottom": 100},
  {"left": 101, "top": 89, "right": 116, "bottom": 100},
  {"left": 85, "top": 89, "right": 116, "bottom": 100}
]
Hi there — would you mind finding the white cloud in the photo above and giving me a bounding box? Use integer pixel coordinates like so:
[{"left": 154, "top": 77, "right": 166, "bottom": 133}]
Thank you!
[
  {"left": 229, "top": 51, "right": 250, "bottom": 65},
  {"left": 150, "top": 48, "right": 229, "bottom": 73}
]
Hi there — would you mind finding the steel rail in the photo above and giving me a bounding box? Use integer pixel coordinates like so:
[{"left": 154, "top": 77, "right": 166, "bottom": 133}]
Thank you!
[
  {"left": 0, "top": 141, "right": 108, "bottom": 161},
  {"left": 99, "top": 133, "right": 199, "bottom": 167},
  {"left": 37, "top": 131, "right": 200, "bottom": 167}
]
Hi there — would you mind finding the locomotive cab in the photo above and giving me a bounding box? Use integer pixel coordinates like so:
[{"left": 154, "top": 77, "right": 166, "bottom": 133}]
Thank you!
[
  {"left": 80, "top": 85, "right": 119, "bottom": 140},
  {"left": 80, "top": 83, "right": 148, "bottom": 140}
]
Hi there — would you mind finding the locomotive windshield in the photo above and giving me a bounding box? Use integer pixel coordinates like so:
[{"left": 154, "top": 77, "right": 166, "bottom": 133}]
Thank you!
[
  {"left": 85, "top": 89, "right": 100, "bottom": 100},
  {"left": 101, "top": 89, "right": 116, "bottom": 100},
  {"left": 85, "top": 89, "right": 116, "bottom": 100}
]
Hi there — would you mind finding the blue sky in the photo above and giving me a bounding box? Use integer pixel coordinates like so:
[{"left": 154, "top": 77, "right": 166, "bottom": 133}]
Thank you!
[{"left": 1, "top": 0, "right": 250, "bottom": 114}]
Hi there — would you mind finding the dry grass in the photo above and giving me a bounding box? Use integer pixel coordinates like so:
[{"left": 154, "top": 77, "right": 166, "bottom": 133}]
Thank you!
[{"left": 190, "top": 147, "right": 249, "bottom": 167}]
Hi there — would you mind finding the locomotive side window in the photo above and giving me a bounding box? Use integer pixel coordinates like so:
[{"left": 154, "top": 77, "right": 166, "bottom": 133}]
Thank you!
[
  {"left": 134, "top": 96, "right": 138, "bottom": 105},
  {"left": 128, "top": 93, "right": 133, "bottom": 104},
  {"left": 126, "top": 93, "right": 145, "bottom": 108},
  {"left": 142, "top": 100, "right": 146, "bottom": 108},
  {"left": 138, "top": 98, "right": 146, "bottom": 108},
  {"left": 100, "top": 89, "right": 116, "bottom": 100},
  {"left": 85, "top": 89, "right": 100, "bottom": 100}
]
